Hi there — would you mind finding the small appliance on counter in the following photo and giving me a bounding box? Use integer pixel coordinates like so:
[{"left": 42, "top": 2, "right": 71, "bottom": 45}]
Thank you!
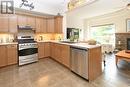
[{"left": 17, "top": 27, "right": 38, "bottom": 66}]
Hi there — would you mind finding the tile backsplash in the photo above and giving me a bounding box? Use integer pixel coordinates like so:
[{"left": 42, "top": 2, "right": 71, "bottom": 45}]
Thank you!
[
  {"left": 0, "top": 33, "right": 63, "bottom": 43},
  {"left": 35, "top": 34, "right": 63, "bottom": 41},
  {"left": 0, "top": 34, "right": 14, "bottom": 43}
]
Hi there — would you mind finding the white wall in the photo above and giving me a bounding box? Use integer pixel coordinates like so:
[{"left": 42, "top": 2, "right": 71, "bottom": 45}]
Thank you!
[
  {"left": 84, "top": 9, "right": 130, "bottom": 39},
  {"left": 14, "top": 0, "right": 64, "bottom": 15},
  {"left": 66, "top": 13, "right": 84, "bottom": 40}
]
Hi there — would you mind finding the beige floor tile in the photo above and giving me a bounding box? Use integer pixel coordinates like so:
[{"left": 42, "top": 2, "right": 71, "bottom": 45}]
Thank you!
[{"left": 0, "top": 54, "right": 130, "bottom": 87}]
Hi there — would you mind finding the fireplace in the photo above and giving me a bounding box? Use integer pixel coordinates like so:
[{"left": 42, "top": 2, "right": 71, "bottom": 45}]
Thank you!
[{"left": 127, "top": 38, "right": 130, "bottom": 50}]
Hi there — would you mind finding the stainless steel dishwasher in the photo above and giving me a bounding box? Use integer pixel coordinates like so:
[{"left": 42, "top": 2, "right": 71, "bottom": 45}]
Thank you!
[{"left": 70, "top": 46, "right": 88, "bottom": 79}]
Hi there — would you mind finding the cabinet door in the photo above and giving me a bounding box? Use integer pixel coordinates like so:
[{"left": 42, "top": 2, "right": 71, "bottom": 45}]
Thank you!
[
  {"left": 38, "top": 43, "right": 45, "bottom": 59},
  {"left": 36, "top": 17, "right": 43, "bottom": 33},
  {"left": 47, "top": 18, "right": 54, "bottom": 33},
  {"left": 0, "top": 45, "right": 7, "bottom": 67},
  {"left": 17, "top": 15, "right": 27, "bottom": 26},
  {"left": 54, "top": 16, "right": 63, "bottom": 33},
  {"left": 9, "top": 15, "right": 17, "bottom": 33},
  {"left": 42, "top": 18, "right": 47, "bottom": 33},
  {"left": 61, "top": 45, "right": 70, "bottom": 68},
  {"left": 0, "top": 15, "right": 9, "bottom": 32},
  {"left": 44, "top": 42, "right": 50, "bottom": 57},
  {"left": 50, "top": 43, "right": 55, "bottom": 58},
  {"left": 7, "top": 45, "right": 17, "bottom": 65},
  {"left": 27, "top": 16, "right": 36, "bottom": 28},
  {"left": 55, "top": 44, "right": 62, "bottom": 63}
]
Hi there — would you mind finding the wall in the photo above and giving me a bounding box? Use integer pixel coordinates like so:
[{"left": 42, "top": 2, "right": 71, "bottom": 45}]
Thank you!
[
  {"left": 66, "top": 13, "right": 84, "bottom": 40},
  {"left": 0, "top": 34, "right": 14, "bottom": 43},
  {"left": 84, "top": 9, "right": 130, "bottom": 39},
  {"left": 14, "top": 0, "right": 63, "bottom": 15}
]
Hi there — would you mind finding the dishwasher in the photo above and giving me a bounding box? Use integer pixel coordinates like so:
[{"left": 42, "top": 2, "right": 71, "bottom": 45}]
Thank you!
[{"left": 70, "top": 46, "right": 88, "bottom": 79}]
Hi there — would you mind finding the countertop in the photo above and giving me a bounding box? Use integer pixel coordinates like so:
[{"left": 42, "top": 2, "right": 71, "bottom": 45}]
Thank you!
[
  {"left": 0, "top": 42, "right": 18, "bottom": 45},
  {"left": 37, "top": 40, "right": 101, "bottom": 49}
]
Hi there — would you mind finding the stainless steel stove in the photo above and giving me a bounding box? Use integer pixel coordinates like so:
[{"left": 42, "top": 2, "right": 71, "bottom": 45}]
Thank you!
[{"left": 18, "top": 36, "right": 38, "bottom": 66}]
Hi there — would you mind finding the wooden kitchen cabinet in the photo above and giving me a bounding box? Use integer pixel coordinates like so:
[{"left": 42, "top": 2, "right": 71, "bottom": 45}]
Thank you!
[
  {"left": 0, "top": 15, "right": 9, "bottom": 32},
  {"left": 46, "top": 18, "right": 54, "bottom": 33},
  {"left": 50, "top": 43, "right": 55, "bottom": 58},
  {"left": 38, "top": 42, "right": 50, "bottom": 58},
  {"left": 8, "top": 15, "right": 17, "bottom": 33},
  {"left": 17, "top": 15, "right": 27, "bottom": 26},
  {"left": 0, "top": 45, "right": 7, "bottom": 67},
  {"left": 7, "top": 44, "right": 17, "bottom": 65},
  {"left": 38, "top": 43, "right": 45, "bottom": 59},
  {"left": 61, "top": 45, "right": 70, "bottom": 68},
  {"left": 88, "top": 47, "right": 102, "bottom": 81},
  {"left": 54, "top": 43, "right": 62, "bottom": 63},
  {"left": 54, "top": 16, "right": 63, "bottom": 33},
  {"left": 51, "top": 43, "right": 60, "bottom": 61},
  {"left": 50, "top": 43, "right": 70, "bottom": 67},
  {"left": 36, "top": 17, "right": 46, "bottom": 33},
  {"left": 27, "top": 16, "right": 36, "bottom": 28},
  {"left": 44, "top": 42, "right": 50, "bottom": 57},
  {"left": 42, "top": 18, "right": 47, "bottom": 33},
  {"left": 18, "top": 15, "right": 36, "bottom": 27}
]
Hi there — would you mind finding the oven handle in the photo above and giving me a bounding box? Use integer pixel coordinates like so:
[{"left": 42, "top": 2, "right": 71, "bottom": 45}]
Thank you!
[{"left": 19, "top": 47, "right": 38, "bottom": 50}]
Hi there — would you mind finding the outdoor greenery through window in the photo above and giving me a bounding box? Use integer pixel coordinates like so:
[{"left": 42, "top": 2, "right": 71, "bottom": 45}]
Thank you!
[{"left": 90, "top": 24, "right": 115, "bottom": 46}]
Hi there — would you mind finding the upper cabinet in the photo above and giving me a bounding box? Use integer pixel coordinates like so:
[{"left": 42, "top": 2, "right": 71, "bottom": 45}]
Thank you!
[
  {"left": 8, "top": 15, "right": 17, "bottom": 34},
  {"left": 54, "top": 16, "right": 63, "bottom": 33},
  {"left": 17, "top": 15, "right": 27, "bottom": 26},
  {"left": 0, "top": 14, "right": 63, "bottom": 33},
  {"left": 27, "top": 16, "right": 36, "bottom": 28},
  {"left": 0, "top": 15, "right": 9, "bottom": 33},
  {"left": 46, "top": 18, "right": 55, "bottom": 33},
  {"left": 36, "top": 17, "right": 46, "bottom": 33},
  {"left": 42, "top": 18, "right": 47, "bottom": 33},
  {"left": 18, "top": 15, "right": 36, "bottom": 28}
]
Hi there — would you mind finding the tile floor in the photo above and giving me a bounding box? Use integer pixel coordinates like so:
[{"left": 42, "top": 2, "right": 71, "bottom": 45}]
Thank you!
[{"left": 0, "top": 54, "right": 130, "bottom": 87}]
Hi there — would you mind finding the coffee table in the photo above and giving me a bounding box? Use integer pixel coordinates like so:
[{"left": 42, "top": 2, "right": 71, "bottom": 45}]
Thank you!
[{"left": 115, "top": 50, "right": 130, "bottom": 66}]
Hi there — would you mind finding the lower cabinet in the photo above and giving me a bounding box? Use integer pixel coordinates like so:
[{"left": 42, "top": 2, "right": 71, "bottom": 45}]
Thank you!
[
  {"left": 38, "top": 42, "right": 70, "bottom": 68},
  {"left": 0, "top": 45, "right": 7, "bottom": 67},
  {"left": 0, "top": 44, "right": 17, "bottom": 67},
  {"left": 50, "top": 43, "right": 70, "bottom": 68},
  {"left": 7, "top": 44, "right": 17, "bottom": 65},
  {"left": 61, "top": 45, "right": 70, "bottom": 68},
  {"left": 44, "top": 43, "right": 50, "bottom": 57},
  {"left": 38, "top": 43, "right": 45, "bottom": 59},
  {"left": 38, "top": 42, "right": 50, "bottom": 59}
]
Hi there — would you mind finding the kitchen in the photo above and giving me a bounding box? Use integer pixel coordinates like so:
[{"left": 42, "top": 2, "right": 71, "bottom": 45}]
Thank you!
[{"left": 0, "top": 0, "right": 130, "bottom": 87}]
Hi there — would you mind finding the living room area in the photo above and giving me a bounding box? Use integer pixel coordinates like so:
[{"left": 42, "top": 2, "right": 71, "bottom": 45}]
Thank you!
[{"left": 66, "top": 2, "right": 130, "bottom": 84}]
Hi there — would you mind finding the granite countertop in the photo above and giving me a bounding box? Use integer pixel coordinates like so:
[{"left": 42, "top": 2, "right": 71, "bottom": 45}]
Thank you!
[
  {"left": 37, "top": 40, "right": 101, "bottom": 49},
  {"left": 0, "top": 41, "right": 101, "bottom": 49},
  {"left": 0, "top": 42, "right": 18, "bottom": 45}
]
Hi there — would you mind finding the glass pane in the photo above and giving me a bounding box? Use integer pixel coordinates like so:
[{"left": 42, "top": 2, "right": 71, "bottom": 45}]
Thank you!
[{"left": 90, "top": 24, "right": 115, "bottom": 46}]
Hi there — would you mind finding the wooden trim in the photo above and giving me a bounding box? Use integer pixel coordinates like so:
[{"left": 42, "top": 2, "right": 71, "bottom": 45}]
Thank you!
[{"left": 91, "top": 23, "right": 114, "bottom": 28}]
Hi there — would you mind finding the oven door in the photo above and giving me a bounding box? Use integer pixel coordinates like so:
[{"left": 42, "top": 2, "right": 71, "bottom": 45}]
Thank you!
[
  {"left": 18, "top": 47, "right": 38, "bottom": 65},
  {"left": 18, "top": 48, "right": 38, "bottom": 56}
]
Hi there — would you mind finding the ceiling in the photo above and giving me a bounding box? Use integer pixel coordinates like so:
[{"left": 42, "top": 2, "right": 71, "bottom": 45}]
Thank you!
[
  {"left": 14, "top": 0, "right": 130, "bottom": 17},
  {"left": 67, "top": 0, "right": 130, "bottom": 19},
  {"left": 14, "top": 0, "right": 69, "bottom": 15}
]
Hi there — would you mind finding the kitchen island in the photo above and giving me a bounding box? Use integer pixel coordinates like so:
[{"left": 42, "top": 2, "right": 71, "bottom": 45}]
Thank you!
[{"left": 38, "top": 41, "right": 102, "bottom": 81}]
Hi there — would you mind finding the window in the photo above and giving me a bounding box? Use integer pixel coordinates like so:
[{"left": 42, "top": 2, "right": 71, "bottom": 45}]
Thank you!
[{"left": 90, "top": 24, "right": 115, "bottom": 46}]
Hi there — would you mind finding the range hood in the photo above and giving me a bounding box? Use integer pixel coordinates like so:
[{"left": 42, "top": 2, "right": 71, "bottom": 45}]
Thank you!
[{"left": 17, "top": 25, "right": 35, "bottom": 30}]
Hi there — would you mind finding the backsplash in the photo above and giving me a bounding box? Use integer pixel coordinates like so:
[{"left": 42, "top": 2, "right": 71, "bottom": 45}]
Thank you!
[
  {"left": 35, "top": 34, "right": 63, "bottom": 41},
  {"left": 0, "top": 34, "right": 14, "bottom": 43},
  {"left": 0, "top": 33, "right": 63, "bottom": 43}
]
